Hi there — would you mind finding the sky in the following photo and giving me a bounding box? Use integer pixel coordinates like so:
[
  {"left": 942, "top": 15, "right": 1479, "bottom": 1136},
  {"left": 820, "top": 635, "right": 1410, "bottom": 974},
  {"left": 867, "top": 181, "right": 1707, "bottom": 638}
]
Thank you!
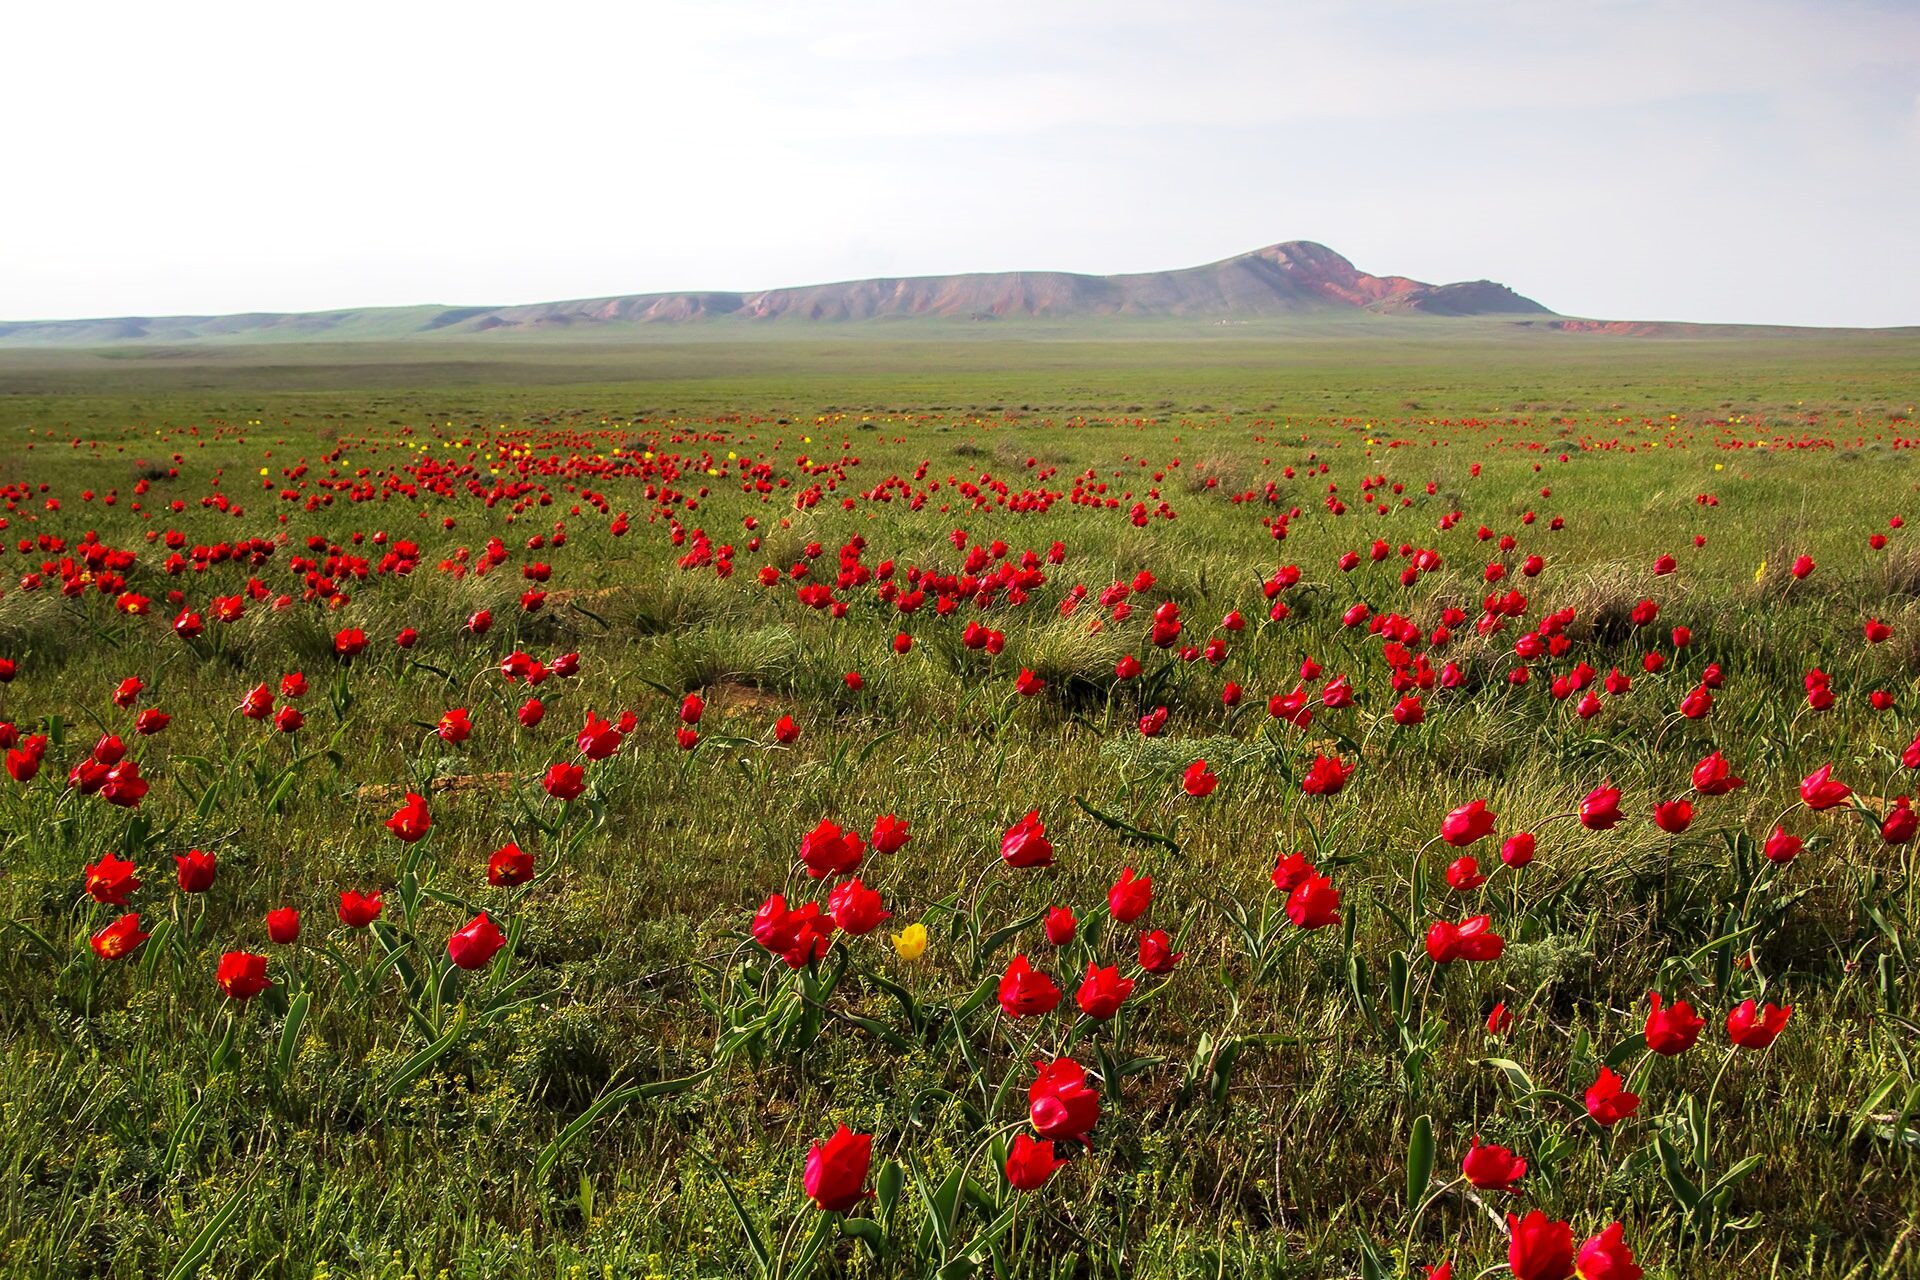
[{"left": 5, "top": 0, "right": 1918, "bottom": 327}]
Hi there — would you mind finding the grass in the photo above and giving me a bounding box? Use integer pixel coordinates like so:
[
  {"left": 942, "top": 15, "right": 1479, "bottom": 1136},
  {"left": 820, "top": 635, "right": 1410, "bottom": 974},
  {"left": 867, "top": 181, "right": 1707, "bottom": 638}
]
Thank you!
[{"left": 0, "top": 327, "right": 1916, "bottom": 1278}]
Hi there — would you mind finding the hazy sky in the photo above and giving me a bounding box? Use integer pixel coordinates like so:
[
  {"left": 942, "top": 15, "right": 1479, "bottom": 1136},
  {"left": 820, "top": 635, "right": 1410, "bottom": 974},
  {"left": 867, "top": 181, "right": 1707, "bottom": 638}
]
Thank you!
[{"left": 6, "top": 0, "right": 1918, "bottom": 326}]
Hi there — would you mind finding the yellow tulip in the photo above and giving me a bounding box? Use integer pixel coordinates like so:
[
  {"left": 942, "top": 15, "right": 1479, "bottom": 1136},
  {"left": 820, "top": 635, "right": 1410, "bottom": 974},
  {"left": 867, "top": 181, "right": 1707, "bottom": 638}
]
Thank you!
[{"left": 891, "top": 923, "right": 928, "bottom": 961}]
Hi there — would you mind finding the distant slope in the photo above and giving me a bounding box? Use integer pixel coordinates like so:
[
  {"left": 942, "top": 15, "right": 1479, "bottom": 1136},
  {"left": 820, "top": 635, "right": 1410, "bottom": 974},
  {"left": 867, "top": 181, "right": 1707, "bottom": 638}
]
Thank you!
[{"left": 0, "top": 241, "right": 1556, "bottom": 346}]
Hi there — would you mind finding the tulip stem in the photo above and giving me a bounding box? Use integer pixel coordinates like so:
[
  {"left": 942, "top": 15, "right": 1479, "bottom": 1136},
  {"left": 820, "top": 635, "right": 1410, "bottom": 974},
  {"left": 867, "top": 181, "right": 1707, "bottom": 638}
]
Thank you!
[
  {"left": 1401, "top": 1175, "right": 1462, "bottom": 1263},
  {"left": 1698, "top": 1045, "right": 1739, "bottom": 1173}
]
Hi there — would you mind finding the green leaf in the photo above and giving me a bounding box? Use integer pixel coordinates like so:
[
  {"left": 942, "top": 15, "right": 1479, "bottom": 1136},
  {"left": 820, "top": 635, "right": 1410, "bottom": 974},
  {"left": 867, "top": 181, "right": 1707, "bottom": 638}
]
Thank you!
[
  {"left": 1406, "top": 1114, "right": 1434, "bottom": 1211},
  {"left": 855, "top": 727, "right": 902, "bottom": 768},
  {"left": 275, "top": 992, "right": 310, "bottom": 1078},
  {"left": 381, "top": 1007, "right": 467, "bottom": 1101},
  {"left": 972, "top": 907, "right": 1048, "bottom": 976},
  {"left": 1072, "top": 795, "right": 1180, "bottom": 852},
  {"left": 839, "top": 1217, "right": 883, "bottom": 1256},
  {"left": 1480, "top": 1057, "right": 1537, "bottom": 1097},
  {"left": 787, "top": 1213, "right": 835, "bottom": 1280},
  {"left": 704, "top": 1157, "right": 772, "bottom": 1279},
  {"left": 876, "top": 1158, "right": 904, "bottom": 1227},
  {"left": 164, "top": 1094, "right": 207, "bottom": 1175},
  {"left": 1701, "top": 1153, "right": 1763, "bottom": 1204},
  {"left": 1654, "top": 1130, "right": 1702, "bottom": 1212},
  {"left": 163, "top": 1182, "right": 248, "bottom": 1280}
]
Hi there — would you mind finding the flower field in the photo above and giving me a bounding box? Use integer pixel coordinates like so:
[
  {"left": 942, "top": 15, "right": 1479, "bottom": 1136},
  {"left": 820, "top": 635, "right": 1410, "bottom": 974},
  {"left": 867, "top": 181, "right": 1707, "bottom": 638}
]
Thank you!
[{"left": 2, "top": 344, "right": 1918, "bottom": 1278}]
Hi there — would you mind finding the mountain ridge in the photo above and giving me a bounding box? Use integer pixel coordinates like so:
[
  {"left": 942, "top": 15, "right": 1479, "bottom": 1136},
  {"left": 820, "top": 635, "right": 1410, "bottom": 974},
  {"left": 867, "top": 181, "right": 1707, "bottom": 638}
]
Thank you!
[{"left": 0, "top": 240, "right": 1553, "bottom": 346}]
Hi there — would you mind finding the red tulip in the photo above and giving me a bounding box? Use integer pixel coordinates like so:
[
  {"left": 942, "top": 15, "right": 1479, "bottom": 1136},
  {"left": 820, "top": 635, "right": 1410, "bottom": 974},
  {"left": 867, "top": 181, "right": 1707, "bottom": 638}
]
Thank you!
[
  {"left": 385, "top": 792, "right": 432, "bottom": 843},
  {"left": 1800, "top": 764, "right": 1851, "bottom": 810},
  {"left": 753, "top": 893, "right": 831, "bottom": 966},
  {"left": 488, "top": 842, "right": 534, "bottom": 887},
  {"left": 1029, "top": 1056, "right": 1101, "bottom": 1144},
  {"left": 1584, "top": 1066, "right": 1640, "bottom": 1127},
  {"left": 339, "top": 890, "right": 383, "bottom": 928},
  {"left": 1043, "top": 906, "right": 1076, "bottom": 946},
  {"left": 1137, "top": 929, "right": 1183, "bottom": 974},
  {"left": 1645, "top": 990, "right": 1705, "bottom": 1055},
  {"left": 91, "top": 913, "right": 149, "bottom": 960},
  {"left": 576, "top": 713, "right": 624, "bottom": 760},
  {"left": 266, "top": 907, "right": 300, "bottom": 944},
  {"left": 1486, "top": 1002, "right": 1514, "bottom": 1036},
  {"left": 1001, "top": 812, "right": 1053, "bottom": 867},
  {"left": 437, "top": 708, "right": 472, "bottom": 744},
  {"left": 1578, "top": 785, "right": 1622, "bottom": 830},
  {"left": 216, "top": 951, "right": 272, "bottom": 1001},
  {"left": 1726, "top": 999, "right": 1792, "bottom": 1049},
  {"left": 1181, "top": 759, "right": 1218, "bottom": 797},
  {"left": 679, "top": 693, "right": 705, "bottom": 724},
  {"left": 1445, "top": 856, "right": 1486, "bottom": 891},
  {"left": 6, "top": 745, "right": 41, "bottom": 783},
  {"left": 274, "top": 705, "right": 304, "bottom": 733},
  {"left": 799, "top": 819, "right": 866, "bottom": 879},
  {"left": 1691, "top": 751, "right": 1743, "bottom": 796},
  {"left": 1652, "top": 799, "right": 1693, "bottom": 834},
  {"left": 1425, "top": 915, "right": 1504, "bottom": 964},
  {"left": 518, "top": 697, "right": 545, "bottom": 728},
  {"left": 1440, "top": 799, "right": 1496, "bottom": 846},
  {"left": 998, "top": 954, "right": 1063, "bottom": 1017},
  {"left": 84, "top": 852, "right": 142, "bottom": 905},
  {"left": 1882, "top": 797, "right": 1916, "bottom": 844},
  {"left": 1460, "top": 1136, "right": 1527, "bottom": 1191},
  {"left": 1286, "top": 873, "right": 1341, "bottom": 929},
  {"left": 1271, "top": 851, "right": 1315, "bottom": 893},
  {"left": 1107, "top": 866, "right": 1152, "bottom": 924},
  {"left": 871, "top": 813, "right": 911, "bottom": 855},
  {"left": 1790, "top": 554, "right": 1814, "bottom": 579},
  {"left": 1004, "top": 1133, "right": 1064, "bottom": 1191},
  {"left": 1500, "top": 832, "right": 1536, "bottom": 868},
  {"left": 1507, "top": 1209, "right": 1575, "bottom": 1280},
  {"left": 1300, "top": 753, "right": 1354, "bottom": 796},
  {"left": 1075, "top": 962, "right": 1134, "bottom": 1019},
  {"left": 174, "top": 849, "right": 217, "bottom": 894},
  {"left": 1574, "top": 1222, "right": 1643, "bottom": 1280},
  {"left": 448, "top": 912, "right": 507, "bottom": 969},
  {"left": 544, "top": 761, "right": 586, "bottom": 800},
  {"left": 827, "top": 877, "right": 889, "bottom": 935},
  {"left": 100, "top": 761, "right": 149, "bottom": 808},
  {"left": 333, "top": 627, "right": 368, "bottom": 657},
  {"left": 1763, "top": 825, "right": 1803, "bottom": 863},
  {"left": 802, "top": 1125, "right": 872, "bottom": 1213}
]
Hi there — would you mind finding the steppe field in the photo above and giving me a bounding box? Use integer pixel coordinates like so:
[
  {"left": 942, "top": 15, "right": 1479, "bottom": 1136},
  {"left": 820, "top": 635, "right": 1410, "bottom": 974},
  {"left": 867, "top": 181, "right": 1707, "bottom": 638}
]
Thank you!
[{"left": 2, "top": 322, "right": 1918, "bottom": 1278}]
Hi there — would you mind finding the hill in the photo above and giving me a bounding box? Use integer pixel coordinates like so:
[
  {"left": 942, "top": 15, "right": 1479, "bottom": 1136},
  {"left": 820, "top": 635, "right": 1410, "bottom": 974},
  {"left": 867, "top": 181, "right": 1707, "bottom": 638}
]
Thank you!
[{"left": 0, "top": 241, "right": 1551, "bottom": 345}]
